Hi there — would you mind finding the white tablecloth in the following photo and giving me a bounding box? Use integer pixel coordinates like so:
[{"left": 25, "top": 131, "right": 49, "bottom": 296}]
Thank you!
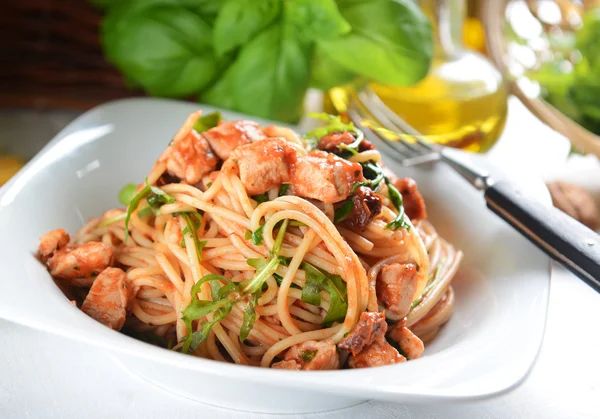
[{"left": 2, "top": 97, "right": 600, "bottom": 418}]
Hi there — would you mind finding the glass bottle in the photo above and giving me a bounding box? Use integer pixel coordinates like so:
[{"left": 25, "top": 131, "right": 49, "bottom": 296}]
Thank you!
[{"left": 327, "top": 0, "right": 508, "bottom": 153}]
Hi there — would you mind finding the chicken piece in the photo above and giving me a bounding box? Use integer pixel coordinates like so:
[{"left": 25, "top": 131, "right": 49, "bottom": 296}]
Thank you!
[
  {"left": 48, "top": 242, "right": 114, "bottom": 287},
  {"left": 271, "top": 360, "right": 302, "bottom": 370},
  {"left": 158, "top": 130, "right": 218, "bottom": 185},
  {"left": 203, "top": 120, "right": 266, "bottom": 160},
  {"left": 230, "top": 138, "right": 295, "bottom": 195},
  {"left": 338, "top": 312, "right": 388, "bottom": 356},
  {"left": 291, "top": 151, "right": 363, "bottom": 203},
  {"left": 377, "top": 263, "right": 418, "bottom": 319},
  {"left": 391, "top": 177, "right": 427, "bottom": 221},
  {"left": 348, "top": 338, "right": 406, "bottom": 369},
  {"left": 81, "top": 268, "right": 130, "bottom": 330},
  {"left": 317, "top": 131, "right": 375, "bottom": 153},
  {"left": 340, "top": 186, "right": 383, "bottom": 230},
  {"left": 262, "top": 125, "right": 303, "bottom": 145},
  {"left": 38, "top": 229, "right": 70, "bottom": 261},
  {"left": 272, "top": 339, "right": 339, "bottom": 370},
  {"left": 548, "top": 181, "right": 600, "bottom": 230},
  {"left": 387, "top": 325, "right": 424, "bottom": 360}
]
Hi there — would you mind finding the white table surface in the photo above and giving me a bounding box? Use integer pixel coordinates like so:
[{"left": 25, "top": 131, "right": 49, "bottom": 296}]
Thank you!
[{"left": 1, "top": 97, "right": 600, "bottom": 418}]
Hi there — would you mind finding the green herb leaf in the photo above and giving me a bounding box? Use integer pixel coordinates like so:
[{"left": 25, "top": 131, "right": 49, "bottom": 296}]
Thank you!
[
  {"left": 203, "top": 22, "right": 312, "bottom": 123},
  {"left": 244, "top": 230, "right": 252, "bottom": 241},
  {"left": 334, "top": 199, "right": 353, "bottom": 223},
  {"left": 239, "top": 293, "right": 259, "bottom": 342},
  {"left": 251, "top": 224, "right": 266, "bottom": 245},
  {"left": 182, "top": 299, "right": 235, "bottom": 353},
  {"left": 118, "top": 183, "right": 138, "bottom": 206},
  {"left": 102, "top": 5, "right": 218, "bottom": 97},
  {"left": 304, "top": 113, "right": 358, "bottom": 144},
  {"left": 299, "top": 349, "right": 317, "bottom": 362},
  {"left": 213, "top": 0, "right": 281, "bottom": 56},
  {"left": 318, "top": 0, "right": 433, "bottom": 86},
  {"left": 99, "top": 212, "right": 127, "bottom": 228},
  {"left": 192, "top": 111, "right": 222, "bottom": 133},
  {"left": 384, "top": 179, "right": 410, "bottom": 231},
  {"left": 299, "top": 262, "right": 348, "bottom": 325},
  {"left": 179, "top": 212, "right": 207, "bottom": 262},
  {"left": 279, "top": 184, "right": 289, "bottom": 196},
  {"left": 252, "top": 193, "right": 269, "bottom": 204},
  {"left": 137, "top": 206, "right": 156, "bottom": 218},
  {"left": 285, "top": 0, "right": 350, "bottom": 42},
  {"left": 310, "top": 44, "right": 359, "bottom": 91}
]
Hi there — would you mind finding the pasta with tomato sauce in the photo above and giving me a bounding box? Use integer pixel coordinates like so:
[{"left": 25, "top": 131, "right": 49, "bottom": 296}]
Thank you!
[{"left": 38, "top": 111, "right": 462, "bottom": 370}]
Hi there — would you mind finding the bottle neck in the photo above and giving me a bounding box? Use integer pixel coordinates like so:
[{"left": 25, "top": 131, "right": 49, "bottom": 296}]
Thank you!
[{"left": 419, "top": 0, "right": 465, "bottom": 58}]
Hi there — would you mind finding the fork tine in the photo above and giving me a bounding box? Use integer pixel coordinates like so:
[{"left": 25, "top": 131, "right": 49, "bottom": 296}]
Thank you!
[
  {"left": 360, "top": 88, "right": 437, "bottom": 153},
  {"left": 346, "top": 107, "right": 413, "bottom": 164}
]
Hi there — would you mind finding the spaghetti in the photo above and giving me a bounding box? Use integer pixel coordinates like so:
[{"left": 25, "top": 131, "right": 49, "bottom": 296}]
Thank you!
[{"left": 38, "top": 111, "right": 462, "bottom": 370}]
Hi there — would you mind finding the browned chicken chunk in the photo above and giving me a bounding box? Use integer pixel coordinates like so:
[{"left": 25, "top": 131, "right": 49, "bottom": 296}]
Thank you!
[
  {"left": 47, "top": 242, "right": 114, "bottom": 287},
  {"left": 338, "top": 312, "right": 387, "bottom": 356},
  {"left": 81, "top": 267, "right": 130, "bottom": 330},
  {"left": 158, "top": 130, "right": 218, "bottom": 185},
  {"left": 391, "top": 177, "right": 427, "bottom": 221},
  {"left": 291, "top": 151, "right": 363, "bottom": 203},
  {"left": 348, "top": 337, "right": 406, "bottom": 368},
  {"left": 230, "top": 138, "right": 294, "bottom": 196},
  {"left": 271, "top": 339, "right": 339, "bottom": 370},
  {"left": 38, "top": 228, "right": 70, "bottom": 260},
  {"left": 317, "top": 131, "right": 375, "bottom": 153},
  {"left": 387, "top": 324, "right": 424, "bottom": 360},
  {"left": 377, "top": 263, "right": 418, "bottom": 319},
  {"left": 203, "top": 120, "right": 266, "bottom": 160}
]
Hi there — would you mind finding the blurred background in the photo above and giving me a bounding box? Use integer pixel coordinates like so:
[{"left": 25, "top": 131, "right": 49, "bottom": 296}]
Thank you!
[{"left": 1, "top": 0, "right": 599, "bottom": 229}]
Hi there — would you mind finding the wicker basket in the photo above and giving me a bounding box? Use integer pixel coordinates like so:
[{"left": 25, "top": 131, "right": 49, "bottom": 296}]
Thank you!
[
  {"left": 0, "top": 1, "right": 137, "bottom": 110},
  {"left": 483, "top": 0, "right": 600, "bottom": 158}
]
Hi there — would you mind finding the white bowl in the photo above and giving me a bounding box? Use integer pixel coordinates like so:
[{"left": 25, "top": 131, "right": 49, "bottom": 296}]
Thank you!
[{"left": 0, "top": 98, "right": 551, "bottom": 414}]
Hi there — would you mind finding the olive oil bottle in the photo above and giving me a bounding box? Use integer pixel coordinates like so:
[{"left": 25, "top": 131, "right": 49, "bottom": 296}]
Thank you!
[{"left": 327, "top": 0, "right": 508, "bottom": 153}]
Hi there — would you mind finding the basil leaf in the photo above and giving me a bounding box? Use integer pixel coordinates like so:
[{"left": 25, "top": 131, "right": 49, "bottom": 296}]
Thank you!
[
  {"left": 239, "top": 293, "right": 259, "bottom": 342},
  {"left": 102, "top": 6, "right": 218, "bottom": 97},
  {"left": 318, "top": 0, "right": 433, "bottom": 86},
  {"left": 118, "top": 183, "right": 137, "bottom": 206},
  {"left": 193, "top": 112, "right": 222, "bottom": 133},
  {"left": 334, "top": 199, "right": 353, "bottom": 223},
  {"left": 384, "top": 179, "right": 410, "bottom": 231},
  {"left": 310, "top": 45, "right": 359, "bottom": 91},
  {"left": 285, "top": 0, "right": 350, "bottom": 42},
  {"left": 213, "top": 0, "right": 281, "bottom": 56},
  {"left": 203, "top": 22, "right": 312, "bottom": 123}
]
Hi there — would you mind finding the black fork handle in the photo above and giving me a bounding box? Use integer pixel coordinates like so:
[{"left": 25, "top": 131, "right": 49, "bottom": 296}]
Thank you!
[{"left": 485, "top": 181, "right": 600, "bottom": 292}]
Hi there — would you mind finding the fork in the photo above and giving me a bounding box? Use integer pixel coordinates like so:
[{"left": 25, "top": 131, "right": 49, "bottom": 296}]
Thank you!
[{"left": 347, "top": 89, "right": 600, "bottom": 293}]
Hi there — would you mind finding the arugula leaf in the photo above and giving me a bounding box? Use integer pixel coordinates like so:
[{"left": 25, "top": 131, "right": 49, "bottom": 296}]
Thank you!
[
  {"left": 192, "top": 111, "right": 222, "bottom": 133},
  {"left": 239, "top": 293, "right": 259, "bottom": 342},
  {"left": 252, "top": 193, "right": 269, "bottom": 204},
  {"left": 279, "top": 184, "right": 289, "bottom": 196},
  {"left": 124, "top": 179, "right": 175, "bottom": 242},
  {"left": 99, "top": 212, "right": 127, "bottom": 228},
  {"left": 361, "top": 161, "right": 385, "bottom": 190},
  {"left": 213, "top": 0, "right": 281, "bottom": 56},
  {"left": 244, "top": 230, "right": 252, "bottom": 241},
  {"left": 137, "top": 206, "right": 156, "bottom": 218},
  {"left": 299, "top": 262, "right": 348, "bottom": 325},
  {"left": 304, "top": 113, "right": 358, "bottom": 144},
  {"left": 189, "top": 273, "right": 237, "bottom": 302},
  {"left": 334, "top": 199, "right": 353, "bottom": 223},
  {"left": 300, "top": 349, "right": 317, "bottom": 362},
  {"left": 242, "top": 220, "right": 289, "bottom": 294},
  {"left": 102, "top": 5, "right": 218, "bottom": 97},
  {"left": 251, "top": 224, "right": 266, "bottom": 245},
  {"left": 179, "top": 212, "right": 207, "bottom": 262},
  {"left": 384, "top": 179, "right": 410, "bottom": 231},
  {"left": 118, "top": 183, "right": 137, "bottom": 206},
  {"left": 285, "top": 0, "right": 350, "bottom": 42},
  {"left": 203, "top": 22, "right": 312, "bottom": 123},
  {"left": 318, "top": 0, "right": 433, "bottom": 86}
]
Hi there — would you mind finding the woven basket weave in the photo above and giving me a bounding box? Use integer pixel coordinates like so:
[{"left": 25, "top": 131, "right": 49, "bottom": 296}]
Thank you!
[{"left": 0, "top": 1, "right": 136, "bottom": 110}]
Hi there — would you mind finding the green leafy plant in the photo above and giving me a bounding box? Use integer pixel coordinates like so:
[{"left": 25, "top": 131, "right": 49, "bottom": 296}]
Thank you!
[{"left": 95, "top": 0, "right": 432, "bottom": 122}]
